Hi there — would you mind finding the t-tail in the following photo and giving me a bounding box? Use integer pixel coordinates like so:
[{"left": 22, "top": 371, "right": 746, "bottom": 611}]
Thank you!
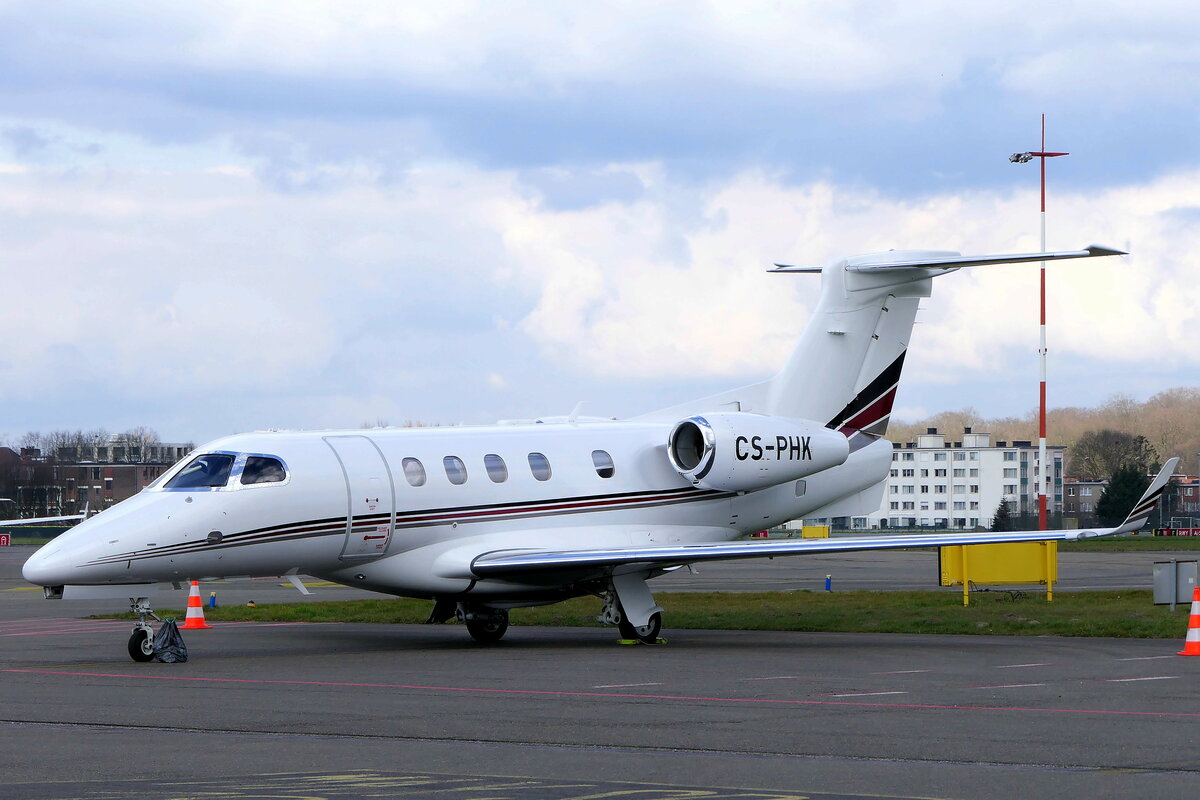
[{"left": 642, "top": 245, "right": 1126, "bottom": 435}]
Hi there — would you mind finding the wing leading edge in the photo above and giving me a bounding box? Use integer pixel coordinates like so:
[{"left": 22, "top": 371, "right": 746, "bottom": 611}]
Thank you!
[{"left": 471, "top": 458, "right": 1178, "bottom": 579}]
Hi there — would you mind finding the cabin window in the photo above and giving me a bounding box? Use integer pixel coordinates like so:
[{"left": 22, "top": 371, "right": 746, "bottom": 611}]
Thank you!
[
  {"left": 402, "top": 457, "right": 426, "bottom": 487},
  {"left": 528, "top": 452, "right": 552, "bottom": 481},
  {"left": 165, "top": 454, "right": 235, "bottom": 489},
  {"left": 443, "top": 456, "right": 468, "bottom": 485},
  {"left": 240, "top": 456, "right": 286, "bottom": 485},
  {"left": 591, "top": 449, "right": 615, "bottom": 479},
  {"left": 484, "top": 454, "right": 508, "bottom": 483}
]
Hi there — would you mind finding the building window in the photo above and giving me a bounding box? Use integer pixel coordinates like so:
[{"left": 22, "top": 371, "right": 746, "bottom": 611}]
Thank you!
[
  {"left": 1081, "top": 502, "right": 1093, "bottom": 513},
  {"left": 934, "top": 501, "right": 946, "bottom": 510},
  {"left": 934, "top": 452, "right": 947, "bottom": 461},
  {"left": 890, "top": 502, "right": 899, "bottom": 510},
  {"left": 953, "top": 452, "right": 965, "bottom": 461},
  {"left": 969, "top": 452, "right": 979, "bottom": 461},
  {"left": 889, "top": 469, "right": 898, "bottom": 477},
  {"left": 402, "top": 457, "right": 426, "bottom": 487},
  {"left": 953, "top": 469, "right": 965, "bottom": 477},
  {"left": 934, "top": 469, "right": 946, "bottom": 477},
  {"left": 1004, "top": 451, "right": 1017, "bottom": 461},
  {"left": 1004, "top": 468, "right": 1017, "bottom": 478},
  {"left": 921, "top": 469, "right": 929, "bottom": 477},
  {"left": 443, "top": 456, "right": 468, "bottom": 485},
  {"left": 969, "top": 469, "right": 979, "bottom": 477},
  {"left": 1004, "top": 484, "right": 1017, "bottom": 494},
  {"left": 902, "top": 485, "right": 915, "bottom": 494},
  {"left": 953, "top": 501, "right": 966, "bottom": 510},
  {"left": 953, "top": 484, "right": 965, "bottom": 494},
  {"left": 890, "top": 486, "right": 899, "bottom": 494},
  {"left": 934, "top": 484, "right": 946, "bottom": 493},
  {"left": 969, "top": 485, "right": 979, "bottom": 493},
  {"left": 969, "top": 502, "right": 979, "bottom": 510},
  {"left": 920, "top": 485, "right": 929, "bottom": 493},
  {"left": 902, "top": 502, "right": 915, "bottom": 510},
  {"left": 1067, "top": 487, "right": 1075, "bottom": 497},
  {"left": 528, "top": 452, "right": 552, "bottom": 481},
  {"left": 1081, "top": 487, "right": 1093, "bottom": 496},
  {"left": 902, "top": 469, "right": 915, "bottom": 477},
  {"left": 902, "top": 452, "right": 915, "bottom": 461},
  {"left": 484, "top": 454, "right": 508, "bottom": 483}
]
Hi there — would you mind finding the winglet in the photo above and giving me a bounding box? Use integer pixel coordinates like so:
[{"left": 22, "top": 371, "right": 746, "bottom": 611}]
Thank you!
[
  {"left": 1111, "top": 457, "right": 1179, "bottom": 534},
  {"left": 1074, "top": 457, "right": 1179, "bottom": 538}
]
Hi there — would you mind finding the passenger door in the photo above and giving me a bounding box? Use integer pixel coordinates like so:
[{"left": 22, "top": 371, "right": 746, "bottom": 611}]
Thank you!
[{"left": 324, "top": 435, "right": 395, "bottom": 559}]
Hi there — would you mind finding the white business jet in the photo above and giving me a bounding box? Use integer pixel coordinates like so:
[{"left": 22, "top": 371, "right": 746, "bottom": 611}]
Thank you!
[{"left": 22, "top": 243, "right": 1174, "bottom": 661}]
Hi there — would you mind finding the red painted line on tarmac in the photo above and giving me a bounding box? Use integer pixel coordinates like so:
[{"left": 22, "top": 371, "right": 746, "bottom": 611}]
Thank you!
[{"left": 4, "top": 669, "right": 1200, "bottom": 719}]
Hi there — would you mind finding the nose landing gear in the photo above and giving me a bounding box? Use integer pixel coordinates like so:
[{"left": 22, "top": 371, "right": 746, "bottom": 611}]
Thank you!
[{"left": 127, "top": 597, "right": 160, "bottom": 662}]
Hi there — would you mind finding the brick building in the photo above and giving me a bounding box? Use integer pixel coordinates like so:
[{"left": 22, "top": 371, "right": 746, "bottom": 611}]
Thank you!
[{"left": 0, "top": 440, "right": 192, "bottom": 519}]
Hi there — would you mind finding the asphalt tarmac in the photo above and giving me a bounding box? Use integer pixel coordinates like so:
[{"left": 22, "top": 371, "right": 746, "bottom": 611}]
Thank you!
[{"left": 2, "top": 544, "right": 1199, "bottom": 799}]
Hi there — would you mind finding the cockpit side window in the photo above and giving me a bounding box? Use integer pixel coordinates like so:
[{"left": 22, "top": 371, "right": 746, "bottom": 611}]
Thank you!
[
  {"left": 240, "top": 456, "right": 287, "bottom": 485},
  {"left": 165, "top": 454, "right": 235, "bottom": 489}
]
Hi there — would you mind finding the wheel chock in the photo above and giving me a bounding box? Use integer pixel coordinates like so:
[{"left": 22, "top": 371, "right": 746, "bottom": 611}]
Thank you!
[{"left": 616, "top": 638, "right": 668, "bottom": 646}]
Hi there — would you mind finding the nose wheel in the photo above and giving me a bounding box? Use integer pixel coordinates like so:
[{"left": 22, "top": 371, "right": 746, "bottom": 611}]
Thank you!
[
  {"left": 127, "top": 596, "right": 160, "bottom": 662},
  {"left": 128, "top": 627, "right": 154, "bottom": 662}
]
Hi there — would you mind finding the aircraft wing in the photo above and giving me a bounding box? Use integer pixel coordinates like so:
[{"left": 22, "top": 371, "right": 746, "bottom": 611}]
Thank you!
[
  {"left": 0, "top": 513, "right": 85, "bottom": 526},
  {"left": 471, "top": 458, "right": 1176, "bottom": 580}
]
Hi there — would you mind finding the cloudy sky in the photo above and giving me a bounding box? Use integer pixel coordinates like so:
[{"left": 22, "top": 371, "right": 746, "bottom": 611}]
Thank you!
[{"left": 1, "top": 1, "right": 1198, "bottom": 446}]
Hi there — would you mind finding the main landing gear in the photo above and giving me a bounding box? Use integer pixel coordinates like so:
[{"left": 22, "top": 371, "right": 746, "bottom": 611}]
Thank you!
[
  {"left": 127, "top": 597, "right": 160, "bottom": 662},
  {"left": 600, "top": 573, "right": 664, "bottom": 644},
  {"left": 425, "top": 601, "right": 510, "bottom": 642}
]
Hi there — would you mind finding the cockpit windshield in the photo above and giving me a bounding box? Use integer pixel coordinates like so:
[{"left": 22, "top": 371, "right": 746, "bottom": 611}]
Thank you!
[
  {"left": 165, "top": 454, "right": 235, "bottom": 489},
  {"left": 241, "top": 456, "right": 286, "bottom": 485}
]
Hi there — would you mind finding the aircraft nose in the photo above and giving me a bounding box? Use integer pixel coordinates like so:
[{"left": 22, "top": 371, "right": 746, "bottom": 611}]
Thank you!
[{"left": 22, "top": 543, "right": 67, "bottom": 586}]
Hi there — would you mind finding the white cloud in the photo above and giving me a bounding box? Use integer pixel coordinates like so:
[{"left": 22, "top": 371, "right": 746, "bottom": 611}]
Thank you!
[{"left": 2, "top": 147, "right": 1199, "bottom": 439}]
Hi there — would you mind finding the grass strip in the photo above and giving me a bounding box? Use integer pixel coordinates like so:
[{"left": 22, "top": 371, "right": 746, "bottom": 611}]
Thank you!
[
  {"left": 1057, "top": 536, "right": 1200, "bottom": 552},
  {"left": 100, "top": 589, "right": 1191, "bottom": 639}
]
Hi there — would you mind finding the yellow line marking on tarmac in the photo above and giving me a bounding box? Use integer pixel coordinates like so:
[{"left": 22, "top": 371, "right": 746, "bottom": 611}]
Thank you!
[
  {"left": 1, "top": 586, "right": 40, "bottom": 591},
  {"left": 592, "top": 682, "right": 664, "bottom": 688},
  {"left": 997, "top": 663, "right": 1052, "bottom": 668}
]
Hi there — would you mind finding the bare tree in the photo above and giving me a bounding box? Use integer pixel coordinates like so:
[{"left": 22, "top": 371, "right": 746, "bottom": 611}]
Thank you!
[{"left": 1068, "top": 429, "right": 1158, "bottom": 480}]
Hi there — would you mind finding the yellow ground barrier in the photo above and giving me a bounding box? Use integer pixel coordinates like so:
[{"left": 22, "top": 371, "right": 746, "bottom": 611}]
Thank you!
[{"left": 939, "top": 540, "right": 1057, "bottom": 606}]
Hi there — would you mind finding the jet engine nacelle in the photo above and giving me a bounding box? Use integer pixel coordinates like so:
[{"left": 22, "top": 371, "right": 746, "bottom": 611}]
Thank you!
[{"left": 666, "top": 412, "right": 850, "bottom": 492}]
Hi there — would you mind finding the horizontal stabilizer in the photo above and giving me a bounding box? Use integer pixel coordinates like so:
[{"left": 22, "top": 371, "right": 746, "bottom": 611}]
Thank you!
[{"left": 771, "top": 244, "right": 1126, "bottom": 274}]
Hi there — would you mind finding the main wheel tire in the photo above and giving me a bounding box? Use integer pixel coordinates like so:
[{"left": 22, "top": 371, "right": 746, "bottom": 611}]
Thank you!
[
  {"left": 128, "top": 628, "right": 154, "bottom": 662},
  {"left": 465, "top": 610, "right": 509, "bottom": 643},
  {"left": 618, "top": 611, "right": 662, "bottom": 644}
]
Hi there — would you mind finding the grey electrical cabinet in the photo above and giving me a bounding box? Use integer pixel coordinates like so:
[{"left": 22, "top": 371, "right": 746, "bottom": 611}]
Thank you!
[{"left": 1153, "top": 560, "right": 1199, "bottom": 605}]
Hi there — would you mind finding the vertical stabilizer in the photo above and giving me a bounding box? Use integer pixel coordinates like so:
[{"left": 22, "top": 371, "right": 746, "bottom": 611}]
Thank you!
[{"left": 765, "top": 253, "right": 951, "bottom": 442}]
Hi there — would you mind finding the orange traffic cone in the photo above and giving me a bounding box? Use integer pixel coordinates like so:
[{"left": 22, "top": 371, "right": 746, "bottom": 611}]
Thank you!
[
  {"left": 180, "top": 580, "right": 212, "bottom": 630},
  {"left": 1179, "top": 587, "right": 1200, "bottom": 656}
]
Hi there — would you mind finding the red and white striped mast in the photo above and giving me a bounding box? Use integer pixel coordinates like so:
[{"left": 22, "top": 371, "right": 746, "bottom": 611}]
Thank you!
[{"left": 1010, "top": 114, "right": 1067, "bottom": 530}]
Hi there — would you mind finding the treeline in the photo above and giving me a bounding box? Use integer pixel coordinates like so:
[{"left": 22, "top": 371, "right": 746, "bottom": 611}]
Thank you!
[
  {"left": 889, "top": 388, "right": 1200, "bottom": 476},
  {"left": 4, "top": 427, "right": 189, "bottom": 458}
]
